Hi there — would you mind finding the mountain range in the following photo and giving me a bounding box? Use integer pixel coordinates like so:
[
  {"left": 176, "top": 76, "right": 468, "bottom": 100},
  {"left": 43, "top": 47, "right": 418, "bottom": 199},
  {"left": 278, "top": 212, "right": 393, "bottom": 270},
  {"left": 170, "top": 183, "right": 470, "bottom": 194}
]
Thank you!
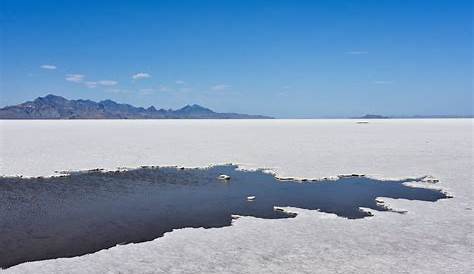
[{"left": 0, "top": 95, "right": 272, "bottom": 119}]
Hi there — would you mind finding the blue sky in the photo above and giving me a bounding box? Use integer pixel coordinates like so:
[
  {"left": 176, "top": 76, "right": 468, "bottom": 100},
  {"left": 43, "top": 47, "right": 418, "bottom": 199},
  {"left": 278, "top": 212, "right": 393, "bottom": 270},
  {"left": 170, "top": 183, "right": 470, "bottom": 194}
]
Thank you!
[{"left": 1, "top": 0, "right": 472, "bottom": 117}]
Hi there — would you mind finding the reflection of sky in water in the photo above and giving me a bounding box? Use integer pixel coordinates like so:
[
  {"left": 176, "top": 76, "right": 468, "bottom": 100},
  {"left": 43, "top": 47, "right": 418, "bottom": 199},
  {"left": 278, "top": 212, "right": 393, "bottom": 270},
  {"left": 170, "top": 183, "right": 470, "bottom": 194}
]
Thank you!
[{"left": 0, "top": 165, "right": 449, "bottom": 268}]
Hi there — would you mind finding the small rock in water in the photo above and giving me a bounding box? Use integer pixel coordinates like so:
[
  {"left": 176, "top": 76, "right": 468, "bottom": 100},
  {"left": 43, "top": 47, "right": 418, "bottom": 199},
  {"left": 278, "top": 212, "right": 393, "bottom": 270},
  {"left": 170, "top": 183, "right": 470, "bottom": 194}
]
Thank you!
[
  {"left": 218, "top": 174, "right": 231, "bottom": 180},
  {"left": 423, "top": 176, "right": 439, "bottom": 183},
  {"left": 247, "top": 196, "right": 256, "bottom": 201}
]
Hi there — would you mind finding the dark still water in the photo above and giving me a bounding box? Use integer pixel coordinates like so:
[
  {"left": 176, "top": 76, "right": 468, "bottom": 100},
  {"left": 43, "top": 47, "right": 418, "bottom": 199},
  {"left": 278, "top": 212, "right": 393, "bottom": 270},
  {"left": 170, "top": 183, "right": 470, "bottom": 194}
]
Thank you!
[{"left": 0, "top": 165, "right": 449, "bottom": 268}]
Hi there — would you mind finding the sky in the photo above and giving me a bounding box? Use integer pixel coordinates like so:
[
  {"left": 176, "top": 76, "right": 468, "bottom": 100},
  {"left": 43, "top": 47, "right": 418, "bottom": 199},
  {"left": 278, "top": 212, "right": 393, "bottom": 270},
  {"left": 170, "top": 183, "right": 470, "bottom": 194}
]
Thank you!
[{"left": 0, "top": 0, "right": 472, "bottom": 118}]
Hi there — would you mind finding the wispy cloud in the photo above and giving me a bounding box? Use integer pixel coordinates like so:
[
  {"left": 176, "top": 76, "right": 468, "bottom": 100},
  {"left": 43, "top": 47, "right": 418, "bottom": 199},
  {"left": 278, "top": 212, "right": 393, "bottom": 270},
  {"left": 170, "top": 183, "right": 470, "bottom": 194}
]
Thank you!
[
  {"left": 139, "top": 88, "right": 154, "bottom": 95},
  {"left": 159, "top": 85, "right": 171, "bottom": 92},
  {"left": 175, "top": 80, "right": 185, "bottom": 85},
  {"left": 132, "top": 72, "right": 151, "bottom": 80},
  {"left": 211, "top": 84, "right": 230, "bottom": 91},
  {"left": 345, "top": 51, "right": 368, "bottom": 55},
  {"left": 84, "top": 81, "right": 97, "bottom": 88},
  {"left": 98, "top": 80, "right": 118, "bottom": 86},
  {"left": 65, "top": 74, "right": 117, "bottom": 88},
  {"left": 105, "top": 88, "right": 127, "bottom": 94},
  {"left": 65, "top": 74, "right": 84, "bottom": 83},
  {"left": 40, "top": 64, "right": 57, "bottom": 70},
  {"left": 373, "top": 80, "right": 393, "bottom": 84},
  {"left": 179, "top": 87, "right": 192, "bottom": 92}
]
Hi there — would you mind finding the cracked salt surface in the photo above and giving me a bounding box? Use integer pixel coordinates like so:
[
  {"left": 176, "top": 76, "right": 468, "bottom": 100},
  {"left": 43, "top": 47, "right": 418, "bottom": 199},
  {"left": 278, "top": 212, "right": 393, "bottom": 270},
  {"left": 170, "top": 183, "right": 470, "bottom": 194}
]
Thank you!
[{"left": 0, "top": 119, "right": 472, "bottom": 273}]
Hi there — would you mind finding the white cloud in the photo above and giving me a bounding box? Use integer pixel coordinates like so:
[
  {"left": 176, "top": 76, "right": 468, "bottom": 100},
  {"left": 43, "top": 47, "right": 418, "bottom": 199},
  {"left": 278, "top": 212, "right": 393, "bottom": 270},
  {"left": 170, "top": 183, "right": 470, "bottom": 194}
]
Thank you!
[
  {"left": 65, "top": 74, "right": 117, "bottom": 87},
  {"left": 159, "top": 85, "right": 171, "bottom": 92},
  {"left": 98, "top": 80, "right": 118, "bottom": 86},
  {"left": 345, "top": 51, "right": 368, "bottom": 55},
  {"left": 84, "top": 81, "right": 97, "bottom": 88},
  {"left": 373, "top": 80, "right": 393, "bottom": 84},
  {"left": 105, "top": 88, "right": 127, "bottom": 94},
  {"left": 211, "top": 84, "right": 230, "bottom": 91},
  {"left": 40, "top": 64, "right": 57, "bottom": 70},
  {"left": 139, "top": 88, "right": 154, "bottom": 95},
  {"left": 132, "top": 73, "right": 151, "bottom": 80},
  {"left": 179, "top": 87, "right": 192, "bottom": 92},
  {"left": 175, "top": 80, "right": 185, "bottom": 85},
  {"left": 65, "top": 74, "right": 84, "bottom": 83}
]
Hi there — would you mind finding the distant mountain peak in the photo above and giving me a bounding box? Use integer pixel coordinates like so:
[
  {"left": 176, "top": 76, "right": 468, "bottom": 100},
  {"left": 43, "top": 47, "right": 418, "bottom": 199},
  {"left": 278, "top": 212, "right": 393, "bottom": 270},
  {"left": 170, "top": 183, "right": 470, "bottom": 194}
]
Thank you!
[
  {"left": 0, "top": 94, "right": 272, "bottom": 119},
  {"left": 99, "top": 99, "right": 118, "bottom": 105},
  {"left": 44, "top": 94, "right": 65, "bottom": 99},
  {"left": 35, "top": 94, "right": 67, "bottom": 103},
  {"left": 147, "top": 106, "right": 157, "bottom": 112},
  {"left": 178, "top": 104, "right": 213, "bottom": 113}
]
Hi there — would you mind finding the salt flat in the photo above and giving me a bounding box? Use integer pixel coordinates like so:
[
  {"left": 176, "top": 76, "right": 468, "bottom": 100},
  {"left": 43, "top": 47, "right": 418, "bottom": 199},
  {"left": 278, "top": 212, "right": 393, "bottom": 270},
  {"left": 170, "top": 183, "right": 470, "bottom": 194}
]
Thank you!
[{"left": 0, "top": 119, "right": 472, "bottom": 273}]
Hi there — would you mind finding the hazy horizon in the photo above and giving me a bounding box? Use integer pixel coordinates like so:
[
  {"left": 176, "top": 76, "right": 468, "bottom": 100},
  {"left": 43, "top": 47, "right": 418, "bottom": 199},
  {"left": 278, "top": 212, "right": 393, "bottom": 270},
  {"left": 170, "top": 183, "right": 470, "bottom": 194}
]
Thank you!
[{"left": 1, "top": 93, "right": 473, "bottom": 119}]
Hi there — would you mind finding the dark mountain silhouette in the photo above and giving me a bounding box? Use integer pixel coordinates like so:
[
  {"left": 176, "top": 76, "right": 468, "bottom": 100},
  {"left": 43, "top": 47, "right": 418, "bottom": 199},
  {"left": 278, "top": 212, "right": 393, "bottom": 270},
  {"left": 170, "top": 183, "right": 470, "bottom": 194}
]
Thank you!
[
  {"left": 0, "top": 94, "right": 272, "bottom": 119},
  {"left": 358, "top": 114, "right": 389, "bottom": 119}
]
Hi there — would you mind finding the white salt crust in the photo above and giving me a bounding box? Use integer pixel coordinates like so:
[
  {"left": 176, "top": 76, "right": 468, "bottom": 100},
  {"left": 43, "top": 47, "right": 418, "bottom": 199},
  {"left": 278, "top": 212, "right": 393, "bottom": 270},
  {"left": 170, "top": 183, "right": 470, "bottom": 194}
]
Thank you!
[{"left": 0, "top": 119, "right": 472, "bottom": 273}]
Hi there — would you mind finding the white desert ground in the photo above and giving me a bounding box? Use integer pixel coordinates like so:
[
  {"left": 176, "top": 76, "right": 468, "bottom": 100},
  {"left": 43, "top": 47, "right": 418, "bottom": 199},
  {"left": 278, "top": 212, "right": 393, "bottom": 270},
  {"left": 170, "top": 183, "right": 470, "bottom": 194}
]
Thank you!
[{"left": 0, "top": 119, "right": 472, "bottom": 273}]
